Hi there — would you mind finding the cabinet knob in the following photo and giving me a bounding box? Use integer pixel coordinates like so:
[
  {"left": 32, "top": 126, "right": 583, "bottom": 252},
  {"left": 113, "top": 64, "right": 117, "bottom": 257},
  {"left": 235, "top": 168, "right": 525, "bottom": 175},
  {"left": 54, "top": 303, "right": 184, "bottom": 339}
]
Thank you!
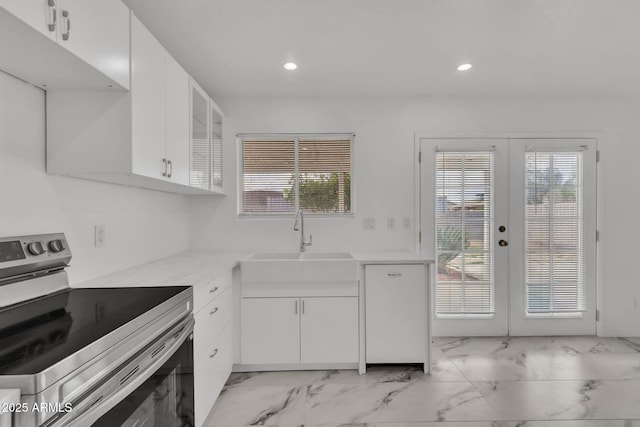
[
  {"left": 48, "top": 0, "right": 57, "bottom": 32},
  {"left": 210, "top": 348, "right": 219, "bottom": 359},
  {"left": 167, "top": 160, "right": 173, "bottom": 178},
  {"left": 209, "top": 286, "right": 219, "bottom": 294},
  {"left": 162, "top": 158, "right": 167, "bottom": 177},
  {"left": 210, "top": 307, "right": 219, "bottom": 316}
]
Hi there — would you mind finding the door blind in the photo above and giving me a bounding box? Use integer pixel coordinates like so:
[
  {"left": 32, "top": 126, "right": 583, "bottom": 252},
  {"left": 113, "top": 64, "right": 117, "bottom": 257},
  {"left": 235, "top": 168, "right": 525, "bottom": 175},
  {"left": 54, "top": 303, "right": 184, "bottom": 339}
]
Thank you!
[
  {"left": 525, "top": 152, "right": 585, "bottom": 314},
  {"left": 435, "top": 152, "right": 495, "bottom": 315}
]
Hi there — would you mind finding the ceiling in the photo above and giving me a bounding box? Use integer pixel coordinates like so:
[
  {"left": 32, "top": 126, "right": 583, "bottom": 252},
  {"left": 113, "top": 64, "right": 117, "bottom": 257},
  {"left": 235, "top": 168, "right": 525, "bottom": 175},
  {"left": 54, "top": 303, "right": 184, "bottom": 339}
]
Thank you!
[{"left": 123, "top": 0, "right": 640, "bottom": 98}]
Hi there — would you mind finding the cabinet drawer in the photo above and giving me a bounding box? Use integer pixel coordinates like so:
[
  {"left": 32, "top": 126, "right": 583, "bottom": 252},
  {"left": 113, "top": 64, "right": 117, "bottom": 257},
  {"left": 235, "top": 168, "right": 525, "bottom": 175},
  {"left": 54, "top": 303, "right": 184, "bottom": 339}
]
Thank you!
[
  {"left": 194, "top": 270, "right": 232, "bottom": 312},
  {"left": 195, "top": 325, "right": 232, "bottom": 427},
  {"left": 194, "top": 287, "right": 231, "bottom": 360}
]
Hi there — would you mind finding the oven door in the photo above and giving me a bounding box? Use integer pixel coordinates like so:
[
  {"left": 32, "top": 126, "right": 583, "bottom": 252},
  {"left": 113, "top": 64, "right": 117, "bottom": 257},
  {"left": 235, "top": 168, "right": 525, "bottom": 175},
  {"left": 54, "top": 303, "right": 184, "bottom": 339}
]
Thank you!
[
  {"left": 46, "top": 316, "right": 194, "bottom": 427},
  {"left": 92, "top": 335, "right": 194, "bottom": 427}
]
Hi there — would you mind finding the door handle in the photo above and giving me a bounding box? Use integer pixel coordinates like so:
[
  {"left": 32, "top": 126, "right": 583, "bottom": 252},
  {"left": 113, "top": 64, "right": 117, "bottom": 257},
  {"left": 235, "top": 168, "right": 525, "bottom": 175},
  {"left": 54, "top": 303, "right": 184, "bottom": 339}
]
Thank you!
[
  {"left": 48, "top": 0, "right": 57, "bottom": 32},
  {"left": 499, "top": 239, "right": 509, "bottom": 247},
  {"left": 61, "top": 10, "right": 70, "bottom": 41}
]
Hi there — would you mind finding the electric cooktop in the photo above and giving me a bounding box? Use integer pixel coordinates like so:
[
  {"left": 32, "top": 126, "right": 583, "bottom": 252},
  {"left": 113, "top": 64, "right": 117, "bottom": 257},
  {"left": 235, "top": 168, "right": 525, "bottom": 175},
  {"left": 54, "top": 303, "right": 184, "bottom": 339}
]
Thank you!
[{"left": 0, "top": 286, "right": 189, "bottom": 375}]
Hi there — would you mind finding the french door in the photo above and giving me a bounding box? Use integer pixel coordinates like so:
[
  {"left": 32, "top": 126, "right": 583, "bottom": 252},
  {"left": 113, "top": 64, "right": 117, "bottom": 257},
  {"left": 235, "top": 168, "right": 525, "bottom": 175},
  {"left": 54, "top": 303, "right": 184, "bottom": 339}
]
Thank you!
[{"left": 420, "top": 138, "right": 597, "bottom": 336}]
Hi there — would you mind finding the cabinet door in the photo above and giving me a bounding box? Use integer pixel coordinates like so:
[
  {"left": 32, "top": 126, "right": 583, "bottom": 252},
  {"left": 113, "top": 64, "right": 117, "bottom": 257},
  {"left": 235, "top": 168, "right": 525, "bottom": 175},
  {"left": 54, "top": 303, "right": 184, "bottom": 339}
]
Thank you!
[
  {"left": 56, "top": 0, "right": 129, "bottom": 89},
  {"left": 190, "top": 80, "right": 210, "bottom": 189},
  {"left": 210, "top": 102, "right": 223, "bottom": 188},
  {"left": 165, "top": 52, "right": 190, "bottom": 185},
  {"left": 0, "top": 0, "right": 56, "bottom": 41},
  {"left": 195, "top": 325, "right": 232, "bottom": 427},
  {"left": 365, "top": 265, "right": 427, "bottom": 363},
  {"left": 241, "top": 298, "right": 300, "bottom": 364},
  {"left": 131, "top": 14, "right": 166, "bottom": 180},
  {"left": 300, "top": 297, "right": 358, "bottom": 363}
]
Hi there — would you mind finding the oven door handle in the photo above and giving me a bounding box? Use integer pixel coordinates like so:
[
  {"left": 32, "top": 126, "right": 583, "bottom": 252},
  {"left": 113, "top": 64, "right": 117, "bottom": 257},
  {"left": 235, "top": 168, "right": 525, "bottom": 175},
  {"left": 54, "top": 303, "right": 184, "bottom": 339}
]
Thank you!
[{"left": 48, "top": 316, "right": 194, "bottom": 427}]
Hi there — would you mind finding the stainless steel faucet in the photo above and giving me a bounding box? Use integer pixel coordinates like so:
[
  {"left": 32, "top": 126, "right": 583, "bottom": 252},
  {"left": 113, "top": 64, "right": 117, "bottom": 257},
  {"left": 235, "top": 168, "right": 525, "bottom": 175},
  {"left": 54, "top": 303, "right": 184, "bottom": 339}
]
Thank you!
[{"left": 293, "top": 209, "right": 312, "bottom": 252}]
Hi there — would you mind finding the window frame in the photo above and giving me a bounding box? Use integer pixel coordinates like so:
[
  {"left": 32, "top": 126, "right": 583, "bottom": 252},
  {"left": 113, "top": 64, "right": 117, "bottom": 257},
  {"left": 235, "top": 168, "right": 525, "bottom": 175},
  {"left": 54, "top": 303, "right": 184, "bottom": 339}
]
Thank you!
[{"left": 237, "top": 133, "right": 355, "bottom": 217}]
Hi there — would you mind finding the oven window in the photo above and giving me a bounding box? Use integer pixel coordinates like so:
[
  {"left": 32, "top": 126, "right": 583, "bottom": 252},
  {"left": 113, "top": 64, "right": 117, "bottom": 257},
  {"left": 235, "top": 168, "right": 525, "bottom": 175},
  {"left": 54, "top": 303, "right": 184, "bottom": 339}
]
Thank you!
[{"left": 93, "top": 338, "right": 194, "bottom": 427}]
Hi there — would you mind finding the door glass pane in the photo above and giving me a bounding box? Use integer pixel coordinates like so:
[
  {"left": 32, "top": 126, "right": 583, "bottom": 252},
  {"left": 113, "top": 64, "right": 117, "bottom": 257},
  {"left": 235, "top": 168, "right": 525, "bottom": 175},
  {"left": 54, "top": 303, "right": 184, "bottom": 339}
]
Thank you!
[
  {"left": 435, "top": 152, "right": 495, "bottom": 316},
  {"left": 525, "top": 152, "right": 585, "bottom": 315}
]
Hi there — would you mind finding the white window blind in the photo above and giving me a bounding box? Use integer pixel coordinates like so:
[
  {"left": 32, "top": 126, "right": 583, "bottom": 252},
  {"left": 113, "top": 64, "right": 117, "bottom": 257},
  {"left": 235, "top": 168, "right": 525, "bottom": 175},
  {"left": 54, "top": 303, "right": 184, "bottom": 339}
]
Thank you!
[
  {"left": 525, "top": 152, "right": 585, "bottom": 314},
  {"left": 241, "top": 135, "right": 352, "bottom": 215},
  {"left": 435, "top": 152, "right": 495, "bottom": 315}
]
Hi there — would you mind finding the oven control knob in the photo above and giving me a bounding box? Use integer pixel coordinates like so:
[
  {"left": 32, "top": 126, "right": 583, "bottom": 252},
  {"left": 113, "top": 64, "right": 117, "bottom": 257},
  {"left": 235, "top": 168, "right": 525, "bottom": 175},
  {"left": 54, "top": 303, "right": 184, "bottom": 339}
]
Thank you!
[
  {"left": 27, "top": 241, "right": 46, "bottom": 256},
  {"left": 48, "top": 239, "right": 66, "bottom": 253}
]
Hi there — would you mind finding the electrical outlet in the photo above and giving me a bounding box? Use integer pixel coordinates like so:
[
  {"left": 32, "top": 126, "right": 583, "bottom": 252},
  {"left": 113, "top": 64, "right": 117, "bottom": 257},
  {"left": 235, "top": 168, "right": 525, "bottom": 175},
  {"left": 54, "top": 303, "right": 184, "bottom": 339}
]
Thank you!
[
  {"left": 387, "top": 216, "right": 396, "bottom": 229},
  {"left": 402, "top": 217, "right": 412, "bottom": 230},
  {"left": 363, "top": 217, "right": 376, "bottom": 230},
  {"left": 95, "top": 224, "right": 106, "bottom": 247}
]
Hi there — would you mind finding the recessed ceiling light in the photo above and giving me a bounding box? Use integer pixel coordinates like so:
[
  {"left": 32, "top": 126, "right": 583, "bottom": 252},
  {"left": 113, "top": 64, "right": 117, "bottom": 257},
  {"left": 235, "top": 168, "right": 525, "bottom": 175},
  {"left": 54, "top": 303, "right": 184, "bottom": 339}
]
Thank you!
[
  {"left": 457, "top": 63, "right": 473, "bottom": 71},
  {"left": 284, "top": 62, "right": 298, "bottom": 71}
]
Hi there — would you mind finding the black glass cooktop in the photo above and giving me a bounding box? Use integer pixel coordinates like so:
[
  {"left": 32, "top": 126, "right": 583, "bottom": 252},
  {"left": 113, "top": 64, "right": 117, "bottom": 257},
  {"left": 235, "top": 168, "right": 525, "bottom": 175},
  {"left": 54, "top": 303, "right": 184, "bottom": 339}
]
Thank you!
[{"left": 0, "top": 286, "right": 189, "bottom": 375}]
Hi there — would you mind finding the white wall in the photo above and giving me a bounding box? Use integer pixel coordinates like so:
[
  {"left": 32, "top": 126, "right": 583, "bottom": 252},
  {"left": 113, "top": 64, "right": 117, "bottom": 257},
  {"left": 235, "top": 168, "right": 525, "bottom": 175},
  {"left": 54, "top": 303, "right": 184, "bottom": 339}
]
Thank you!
[
  {"left": 188, "top": 95, "right": 640, "bottom": 336},
  {"left": 0, "top": 71, "right": 190, "bottom": 286}
]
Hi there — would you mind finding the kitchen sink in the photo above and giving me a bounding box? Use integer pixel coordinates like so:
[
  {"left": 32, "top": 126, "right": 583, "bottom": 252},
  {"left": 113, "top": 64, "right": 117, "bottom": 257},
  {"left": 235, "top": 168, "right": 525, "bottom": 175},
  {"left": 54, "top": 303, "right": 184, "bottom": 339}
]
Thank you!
[
  {"left": 299, "top": 252, "right": 353, "bottom": 260},
  {"left": 249, "top": 252, "right": 301, "bottom": 260},
  {"left": 242, "top": 251, "right": 358, "bottom": 283}
]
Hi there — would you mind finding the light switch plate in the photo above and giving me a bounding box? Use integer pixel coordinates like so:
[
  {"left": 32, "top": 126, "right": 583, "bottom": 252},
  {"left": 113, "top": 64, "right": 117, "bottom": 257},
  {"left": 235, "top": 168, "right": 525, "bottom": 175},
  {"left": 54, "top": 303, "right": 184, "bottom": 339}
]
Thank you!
[
  {"left": 387, "top": 216, "right": 396, "bottom": 229},
  {"left": 95, "top": 224, "right": 106, "bottom": 247},
  {"left": 363, "top": 217, "right": 376, "bottom": 230},
  {"left": 402, "top": 217, "right": 412, "bottom": 229}
]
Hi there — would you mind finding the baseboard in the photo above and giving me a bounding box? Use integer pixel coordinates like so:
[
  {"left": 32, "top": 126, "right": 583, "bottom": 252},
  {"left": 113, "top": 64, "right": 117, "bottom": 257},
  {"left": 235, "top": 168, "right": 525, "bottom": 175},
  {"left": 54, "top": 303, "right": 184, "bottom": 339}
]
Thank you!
[
  {"left": 233, "top": 362, "right": 359, "bottom": 372},
  {"left": 600, "top": 328, "right": 640, "bottom": 337}
]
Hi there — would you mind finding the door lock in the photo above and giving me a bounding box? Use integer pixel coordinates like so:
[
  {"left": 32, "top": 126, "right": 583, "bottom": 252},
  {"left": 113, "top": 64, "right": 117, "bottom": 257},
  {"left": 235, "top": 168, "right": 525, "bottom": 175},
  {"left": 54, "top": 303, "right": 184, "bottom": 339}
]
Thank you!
[{"left": 499, "top": 240, "right": 509, "bottom": 247}]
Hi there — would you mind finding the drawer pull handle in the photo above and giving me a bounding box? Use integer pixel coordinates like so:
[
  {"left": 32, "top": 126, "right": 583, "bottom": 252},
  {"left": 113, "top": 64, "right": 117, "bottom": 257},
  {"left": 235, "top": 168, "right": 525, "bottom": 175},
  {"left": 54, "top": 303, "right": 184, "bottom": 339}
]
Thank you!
[
  {"left": 210, "top": 348, "right": 219, "bottom": 359},
  {"left": 388, "top": 273, "right": 402, "bottom": 277},
  {"left": 210, "top": 307, "right": 219, "bottom": 315},
  {"left": 209, "top": 286, "right": 219, "bottom": 294}
]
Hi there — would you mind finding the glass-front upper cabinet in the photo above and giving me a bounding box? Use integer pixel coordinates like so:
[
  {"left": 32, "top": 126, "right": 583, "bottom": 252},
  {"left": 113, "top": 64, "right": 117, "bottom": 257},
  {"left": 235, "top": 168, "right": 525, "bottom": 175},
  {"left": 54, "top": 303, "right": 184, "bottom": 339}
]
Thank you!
[
  {"left": 190, "top": 78, "right": 224, "bottom": 193},
  {"left": 211, "top": 103, "right": 223, "bottom": 188}
]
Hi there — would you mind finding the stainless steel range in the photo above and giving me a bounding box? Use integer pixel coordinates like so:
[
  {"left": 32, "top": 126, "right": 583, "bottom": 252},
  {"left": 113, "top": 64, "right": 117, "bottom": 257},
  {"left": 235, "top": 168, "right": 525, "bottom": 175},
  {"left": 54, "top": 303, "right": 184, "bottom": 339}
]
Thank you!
[{"left": 0, "top": 234, "right": 195, "bottom": 427}]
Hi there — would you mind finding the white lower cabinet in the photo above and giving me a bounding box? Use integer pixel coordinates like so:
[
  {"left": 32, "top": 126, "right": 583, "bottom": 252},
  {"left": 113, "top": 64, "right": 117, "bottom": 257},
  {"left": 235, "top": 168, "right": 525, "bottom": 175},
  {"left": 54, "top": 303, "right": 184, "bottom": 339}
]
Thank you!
[
  {"left": 193, "top": 270, "right": 234, "bottom": 427},
  {"left": 241, "top": 296, "right": 358, "bottom": 365},
  {"left": 300, "top": 297, "right": 358, "bottom": 363},
  {"left": 194, "top": 325, "right": 231, "bottom": 427},
  {"left": 365, "top": 264, "right": 428, "bottom": 364},
  {"left": 241, "top": 297, "right": 300, "bottom": 364}
]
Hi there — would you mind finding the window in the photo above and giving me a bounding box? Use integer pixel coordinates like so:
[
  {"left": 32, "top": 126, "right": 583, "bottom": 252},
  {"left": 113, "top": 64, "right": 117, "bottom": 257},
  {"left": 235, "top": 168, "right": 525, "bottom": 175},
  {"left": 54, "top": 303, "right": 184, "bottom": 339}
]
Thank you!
[{"left": 239, "top": 134, "right": 353, "bottom": 215}]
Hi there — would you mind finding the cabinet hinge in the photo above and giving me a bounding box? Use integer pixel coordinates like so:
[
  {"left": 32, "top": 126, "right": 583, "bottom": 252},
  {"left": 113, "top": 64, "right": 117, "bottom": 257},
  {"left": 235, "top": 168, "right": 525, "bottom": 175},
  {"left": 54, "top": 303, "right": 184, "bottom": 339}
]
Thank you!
[
  {"left": 596, "top": 150, "right": 600, "bottom": 162},
  {"left": 596, "top": 309, "right": 600, "bottom": 322},
  {"left": 418, "top": 151, "right": 422, "bottom": 163},
  {"left": 596, "top": 230, "right": 600, "bottom": 242}
]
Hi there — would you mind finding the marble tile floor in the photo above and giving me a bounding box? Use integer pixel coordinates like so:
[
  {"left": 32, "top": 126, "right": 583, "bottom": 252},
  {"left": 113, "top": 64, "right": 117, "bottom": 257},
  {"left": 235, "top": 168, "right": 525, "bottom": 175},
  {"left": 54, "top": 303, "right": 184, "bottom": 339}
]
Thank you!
[{"left": 204, "top": 336, "right": 640, "bottom": 427}]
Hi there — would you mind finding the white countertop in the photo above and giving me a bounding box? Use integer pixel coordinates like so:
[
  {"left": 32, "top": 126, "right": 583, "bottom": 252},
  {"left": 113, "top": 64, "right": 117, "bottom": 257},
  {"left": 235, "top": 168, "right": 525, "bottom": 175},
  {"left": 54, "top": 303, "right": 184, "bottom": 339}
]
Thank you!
[
  {"left": 352, "top": 251, "right": 434, "bottom": 264},
  {"left": 76, "top": 251, "right": 433, "bottom": 289},
  {"left": 76, "top": 251, "right": 251, "bottom": 288}
]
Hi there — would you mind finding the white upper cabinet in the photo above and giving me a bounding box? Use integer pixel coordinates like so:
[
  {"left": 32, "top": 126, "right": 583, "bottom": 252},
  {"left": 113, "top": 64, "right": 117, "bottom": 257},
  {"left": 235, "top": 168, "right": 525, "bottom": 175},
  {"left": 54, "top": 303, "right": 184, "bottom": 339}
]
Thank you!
[
  {"left": 56, "top": 0, "right": 130, "bottom": 89},
  {"left": 165, "top": 54, "right": 190, "bottom": 186},
  {"left": 0, "top": 0, "right": 129, "bottom": 89},
  {"left": 190, "top": 79, "right": 225, "bottom": 192},
  {"left": 130, "top": 15, "right": 166, "bottom": 180},
  {"left": 47, "top": 13, "right": 223, "bottom": 195},
  {"left": 0, "top": 0, "right": 57, "bottom": 40}
]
